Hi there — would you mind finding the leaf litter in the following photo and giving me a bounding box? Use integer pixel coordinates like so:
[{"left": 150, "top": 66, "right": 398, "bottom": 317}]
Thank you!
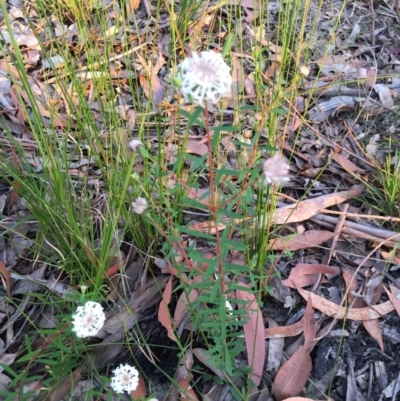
[{"left": 0, "top": 0, "right": 400, "bottom": 400}]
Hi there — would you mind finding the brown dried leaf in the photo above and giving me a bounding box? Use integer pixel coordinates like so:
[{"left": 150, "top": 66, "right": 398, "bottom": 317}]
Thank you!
[
  {"left": 179, "top": 378, "right": 199, "bottom": 401},
  {"left": 246, "top": 27, "right": 283, "bottom": 54},
  {"left": 158, "top": 277, "right": 176, "bottom": 341},
  {"left": 48, "top": 367, "right": 81, "bottom": 401},
  {"left": 0, "top": 353, "right": 17, "bottom": 372},
  {"left": 373, "top": 84, "right": 394, "bottom": 109},
  {"left": 130, "top": 373, "right": 146, "bottom": 398},
  {"left": 341, "top": 267, "right": 365, "bottom": 308},
  {"left": 381, "top": 251, "right": 400, "bottom": 264},
  {"left": 187, "top": 186, "right": 363, "bottom": 235},
  {"left": 297, "top": 288, "right": 394, "bottom": 320},
  {"left": 130, "top": 0, "right": 140, "bottom": 10},
  {"left": 342, "top": 268, "right": 384, "bottom": 349},
  {"left": 0, "top": 262, "right": 11, "bottom": 297},
  {"left": 268, "top": 230, "right": 335, "bottom": 251},
  {"left": 176, "top": 349, "right": 194, "bottom": 382},
  {"left": 244, "top": 74, "right": 256, "bottom": 98},
  {"left": 331, "top": 153, "right": 366, "bottom": 173},
  {"left": 186, "top": 139, "right": 208, "bottom": 156},
  {"left": 231, "top": 54, "right": 245, "bottom": 98},
  {"left": 365, "top": 68, "right": 377, "bottom": 89},
  {"left": 303, "top": 296, "right": 316, "bottom": 353},
  {"left": 193, "top": 348, "right": 225, "bottom": 380},
  {"left": 272, "top": 186, "right": 363, "bottom": 225},
  {"left": 22, "top": 379, "right": 42, "bottom": 398},
  {"left": 266, "top": 317, "right": 284, "bottom": 375},
  {"left": 384, "top": 285, "right": 400, "bottom": 318},
  {"left": 237, "top": 283, "right": 265, "bottom": 387},
  {"left": 363, "top": 319, "right": 384, "bottom": 351},
  {"left": 139, "top": 74, "right": 165, "bottom": 106},
  {"left": 264, "top": 320, "right": 304, "bottom": 339},
  {"left": 365, "top": 272, "right": 383, "bottom": 305},
  {"left": 274, "top": 346, "right": 312, "bottom": 401},
  {"left": 314, "top": 54, "right": 350, "bottom": 67},
  {"left": 263, "top": 61, "right": 280, "bottom": 79},
  {"left": 282, "top": 264, "right": 340, "bottom": 289}
]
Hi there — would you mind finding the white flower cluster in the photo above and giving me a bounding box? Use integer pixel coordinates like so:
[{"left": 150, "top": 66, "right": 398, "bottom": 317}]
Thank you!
[
  {"left": 263, "top": 154, "right": 290, "bottom": 186},
  {"left": 177, "top": 50, "right": 232, "bottom": 107},
  {"left": 129, "top": 139, "right": 142, "bottom": 151},
  {"left": 111, "top": 364, "right": 140, "bottom": 394},
  {"left": 71, "top": 301, "right": 105, "bottom": 338},
  {"left": 70, "top": 305, "right": 142, "bottom": 395},
  {"left": 132, "top": 197, "right": 148, "bottom": 214}
]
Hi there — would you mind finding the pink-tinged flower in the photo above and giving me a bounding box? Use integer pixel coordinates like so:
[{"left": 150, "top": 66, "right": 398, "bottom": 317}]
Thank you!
[
  {"left": 128, "top": 139, "right": 142, "bottom": 151},
  {"left": 132, "top": 197, "right": 148, "bottom": 214},
  {"left": 110, "top": 364, "right": 139, "bottom": 394},
  {"left": 71, "top": 301, "right": 105, "bottom": 338},
  {"left": 263, "top": 155, "right": 290, "bottom": 185},
  {"left": 177, "top": 50, "right": 232, "bottom": 106}
]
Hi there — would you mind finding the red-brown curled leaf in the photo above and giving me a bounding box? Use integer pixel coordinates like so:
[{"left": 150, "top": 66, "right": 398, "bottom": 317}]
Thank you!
[
  {"left": 237, "top": 283, "right": 266, "bottom": 387},
  {"left": 384, "top": 285, "right": 400, "bottom": 318},
  {"left": 268, "top": 230, "right": 335, "bottom": 251},
  {"left": 264, "top": 319, "right": 304, "bottom": 339},
  {"left": 130, "top": 373, "right": 146, "bottom": 398},
  {"left": 297, "top": 288, "right": 394, "bottom": 320},
  {"left": 139, "top": 74, "right": 165, "bottom": 106},
  {"left": 158, "top": 277, "right": 176, "bottom": 341},
  {"left": 341, "top": 267, "right": 365, "bottom": 308},
  {"left": 303, "top": 295, "right": 316, "bottom": 353},
  {"left": 0, "top": 262, "right": 11, "bottom": 297},
  {"left": 274, "top": 346, "right": 312, "bottom": 401},
  {"left": 332, "top": 153, "right": 366, "bottom": 173},
  {"left": 179, "top": 378, "right": 199, "bottom": 401},
  {"left": 363, "top": 319, "right": 384, "bottom": 351},
  {"left": 282, "top": 263, "right": 339, "bottom": 289}
]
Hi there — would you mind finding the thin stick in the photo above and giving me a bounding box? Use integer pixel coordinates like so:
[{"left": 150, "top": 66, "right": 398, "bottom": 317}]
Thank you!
[{"left": 319, "top": 209, "right": 400, "bottom": 223}]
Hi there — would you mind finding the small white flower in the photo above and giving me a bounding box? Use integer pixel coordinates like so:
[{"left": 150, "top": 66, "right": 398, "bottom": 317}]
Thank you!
[
  {"left": 263, "top": 154, "right": 290, "bottom": 185},
  {"left": 71, "top": 301, "right": 105, "bottom": 338},
  {"left": 177, "top": 50, "right": 232, "bottom": 106},
  {"left": 128, "top": 139, "right": 142, "bottom": 151},
  {"left": 79, "top": 284, "right": 89, "bottom": 293},
  {"left": 132, "top": 197, "right": 148, "bottom": 214},
  {"left": 111, "top": 364, "right": 139, "bottom": 394},
  {"left": 299, "top": 65, "right": 310, "bottom": 77}
]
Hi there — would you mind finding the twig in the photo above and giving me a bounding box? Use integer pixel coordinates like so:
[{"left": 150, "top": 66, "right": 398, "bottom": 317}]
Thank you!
[
  {"left": 318, "top": 209, "right": 400, "bottom": 223},
  {"left": 311, "top": 217, "right": 400, "bottom": 247},
  {"left": 313, "top": 213, "right": 400, "bottom": 240},
  {"left": 323, "top": 204, "right": 349, "bottom": 266},
  {"left": 368, "top": 361, "right": 373, "bottom": 401},
  {"left": 313, "top": 204, "right": 349, "bottom": 293},
  {"left": 335, "top": 232, "right": 400, "bottom": 322},
  {"left": 370, "top": 0, "right": 376, "bottom": 47}
]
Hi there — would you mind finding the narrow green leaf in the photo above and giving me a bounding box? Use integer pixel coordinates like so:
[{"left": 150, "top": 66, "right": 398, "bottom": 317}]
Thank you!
[
  {"left": 222, "top": 33, "right": 235, "bottom": 57},
  {"left": 269, "top": 107, "right": 287, "bottom": 115},
  {"left": 179, "top": 107, "right": 205, "bottom": 128}
]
